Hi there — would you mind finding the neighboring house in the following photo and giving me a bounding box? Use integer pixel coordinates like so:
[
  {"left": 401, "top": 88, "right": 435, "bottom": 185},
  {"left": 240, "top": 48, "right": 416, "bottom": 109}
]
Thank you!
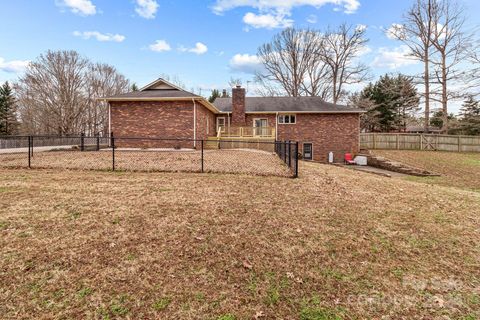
[
  {"left": 405, "top": 126, "right": 442, "bottom": 134},
  {"left": 104, "top": 78, "right": 364, "bottom": 162}
]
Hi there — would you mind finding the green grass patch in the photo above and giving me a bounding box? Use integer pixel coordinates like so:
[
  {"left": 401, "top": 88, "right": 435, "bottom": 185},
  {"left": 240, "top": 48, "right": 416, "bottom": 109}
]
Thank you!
[
  {"left": 216, "top": 314, "right": 236, "bottom": 320},
  {"left": 77, "top": 287, "right": 93, "bottom": 298},
  {"left": 264, "top": 272, "right": 289, "bottom": 306},
  {"left": 403, "top": 176, "right": 443, "bottom": 184},
  {"left": 152, "top": 296, "right": 171, "bottom": 311},
  {"left": 0, "top": 221, "right": 9, "bottom": 230},
  {"left": 300, "top": 297, "right": 344, "bottom": 320},
  {"left": 320, "top": 268, "right": 348, "bottom": 281},
  {"left": 109, "top": 295, "right": 129, "bottom": 316},
  {"left": 462, "top": 158, "right": 480, "bottom": 166},
  {"left": 0, "top": 186, "right": 12, "bottom": 193},
  {"left": 69, "top": 210, "right": 81, "bottom": 220}
]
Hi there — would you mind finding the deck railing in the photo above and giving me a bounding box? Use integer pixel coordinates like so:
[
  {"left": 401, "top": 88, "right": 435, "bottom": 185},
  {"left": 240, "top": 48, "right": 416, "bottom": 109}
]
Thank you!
[{"left": 218, "top": 126, "right": 276, "bottom": 138}]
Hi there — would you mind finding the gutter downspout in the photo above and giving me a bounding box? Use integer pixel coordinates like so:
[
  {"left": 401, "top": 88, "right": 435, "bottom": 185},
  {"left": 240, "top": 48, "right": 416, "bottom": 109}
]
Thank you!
[
  {"left": 275, "top": 112, "right": 278, "bottom": 141},
  {"left": 192, "top": 98, "right": 197, "bottom": 148},
  {"left": 108, "top": 101, "right": 111, "bottom": 136},
  {"left": 228, "top": 112, "right": 231, "bottom": 135}
]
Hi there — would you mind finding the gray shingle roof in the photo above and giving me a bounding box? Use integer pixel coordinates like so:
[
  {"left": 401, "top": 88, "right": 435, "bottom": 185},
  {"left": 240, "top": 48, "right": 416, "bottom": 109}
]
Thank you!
[
  {"left": 213, "top": 96, "right": 364, "bottom": 113},
  {"left": 104, "top": 89, "right": 200, "bottom": 100}
]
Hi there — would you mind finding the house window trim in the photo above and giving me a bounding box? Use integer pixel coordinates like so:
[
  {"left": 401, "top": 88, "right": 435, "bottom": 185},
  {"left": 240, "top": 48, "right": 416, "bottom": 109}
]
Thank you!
[
  {"left": 252, "top": 118, "right": 268, "bottom": 127},
  {"left": 278, "top": 114, "right": 296, "bottom": 124},
  {"left": 253, "top": 118, "right": 269, "bottom": 137},
  {"left": 216, "top": 117, "right": 226, "bottom": 133},
  {"left": 303, "top": 142, "right": 313, "bottom": 161}
]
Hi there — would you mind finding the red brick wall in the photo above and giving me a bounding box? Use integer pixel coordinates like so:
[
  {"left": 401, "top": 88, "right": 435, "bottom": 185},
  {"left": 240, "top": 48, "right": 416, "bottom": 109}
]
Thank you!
[
  {"left": 109, "top": 100, "right": 359, "bottom": 160},
  {"left": 244, "top": 113, "right": 360, "bottom": 162},
  {"left": 195, "top": 103, "right": 216, "bottom": 140},
  {"left": 110, "top": 101, "right": 193, "bottom": 137},
  {"left": 110, "top": 100, "right": 215, "bottom": 149}
]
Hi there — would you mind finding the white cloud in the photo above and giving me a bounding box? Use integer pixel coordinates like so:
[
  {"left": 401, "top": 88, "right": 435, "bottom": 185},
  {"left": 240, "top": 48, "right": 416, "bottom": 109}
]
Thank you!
[
  {"left": 149, "top": 40, "right": 171, "bottom": 52},
  {"left": 357, "top": 45, "right": 372, "bottom": 56},
  {"left": 178, "top": 42, "right": 209, "bottom": 54},
  {"left": 135, "top": 0, "right": 159, "bottom": 19},
  {"left": 356, "top": 24, "right": 367, "bottom": 32},
  {"left": 73, "top": 31, "right": 125, "bottom": 42},
  {"left": 243, "top": 12, "right": 293, "bottom": 29},
  {"left": 229, "top": 53, "right": 263, "bottom": 74},
  {"left": 212, "top": 0, "right": 360, "bottom": 29},
  {"left": 57, "top": 0, "right": 96, "bottom": 16},
  {"left": 385, "top": 23, "right": 404, "bottom": 40},
  {"left": 190, "top": 42, "right": 208, "bottom": 55},
  {"left": 212, "top": 0, "right": 360, "bottom": 15},
  {"left": 372, "top": 45, "right": 419, "bottom": 69},
  {"left": 0, "top": 57, "right": 30, "bottom": 74},
  {"left": 306, "top": 14, "right": 317, "bottom": 24}
]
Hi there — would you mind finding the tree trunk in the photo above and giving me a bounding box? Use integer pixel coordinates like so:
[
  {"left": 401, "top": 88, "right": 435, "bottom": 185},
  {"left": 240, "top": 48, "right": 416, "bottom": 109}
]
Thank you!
[
  {"left": 441, "top": 53, "right": 449, "bottom": 133},
  {"left": 424, "top": 49, "right": 430, "bottom": 132}
]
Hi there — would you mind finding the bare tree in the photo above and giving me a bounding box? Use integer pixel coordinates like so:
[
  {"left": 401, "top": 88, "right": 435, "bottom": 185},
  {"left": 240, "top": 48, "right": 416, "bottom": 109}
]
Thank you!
[
  {"left": 467, "top": 41, "right": 480, "bottom": 96},
  {"left": 15, "top": 50, "right": 130, "bottom": 135},
  {"left": 16, "top": 51, "right": 89, "bottom": 135},
  {"left": 257, "top": 28, "right": 320, "bottom": 97},
  {"left": 256, "top": 26, "right": 369, "bottom": 102},
  {"left": 228, "top": 77, "right": 243, "bottom": 88},
  {"left": 429, "top": 0, "right": 469, "bottom": 132},
  {"left": 84, "top": 63, "right": 130, "bottom": 135},
  {"left": 320, "top": 24, "right": 370, "bottom": 104},
  {"left": 390, "top": 0, "right": 435, "bottom": 131}
]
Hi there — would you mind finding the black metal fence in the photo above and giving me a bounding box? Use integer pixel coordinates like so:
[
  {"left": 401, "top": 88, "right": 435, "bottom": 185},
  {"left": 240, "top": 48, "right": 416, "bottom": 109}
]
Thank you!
[{"left": 0, "top": 134, "right": 299, "bottom": 178}]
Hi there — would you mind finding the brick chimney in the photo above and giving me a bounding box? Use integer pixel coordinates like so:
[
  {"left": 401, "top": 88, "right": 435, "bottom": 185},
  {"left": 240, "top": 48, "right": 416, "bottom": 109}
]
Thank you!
[{"left": 231, "top": 85, "right": 246, "bottom": 126}]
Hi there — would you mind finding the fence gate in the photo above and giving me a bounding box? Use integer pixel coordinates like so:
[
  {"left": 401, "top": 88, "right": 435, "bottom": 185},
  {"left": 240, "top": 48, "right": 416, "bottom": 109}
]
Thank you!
[{"left": 421, "top": 135, "right": 437, "bottom": 150}]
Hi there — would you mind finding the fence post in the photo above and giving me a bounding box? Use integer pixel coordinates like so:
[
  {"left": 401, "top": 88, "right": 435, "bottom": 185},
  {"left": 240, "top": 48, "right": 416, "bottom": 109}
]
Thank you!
[
  {"left": 283, "top": 141, "right": 287, "bottom": 163},
  {"left": 201, "top": 139, "right": 204, "bottom": 173},
  {"left": 111, "top": 132, "right": 115, "bottom": 171},
  {"left": 373, "top": 133, "right": 376, "bottom": 149},
  {"left": 96, "top": 133, "right": 100, "bottom": 151},
  {"left": 288, "top": 141, "right": 291, "bottom": 167},
  {"left": 458, "top": 136, "right": 461, "bottom": 152},
  {"left": 294, "top": 141, "right": 299, "bottom": 178},
  {"left": 396, "top": 134, "right": 399, "bottom": 150},
  {"left": 28, "top": 136, "right": 31, "bottom": 168},
  {"left": 80, "top": 132, "right": 85, "bottom": 152}
]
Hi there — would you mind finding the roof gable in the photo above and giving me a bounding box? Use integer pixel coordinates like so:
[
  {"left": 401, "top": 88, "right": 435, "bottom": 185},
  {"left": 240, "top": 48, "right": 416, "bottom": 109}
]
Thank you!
[{"left": 140, "top": 78, "right": 186, "bottom": 92}]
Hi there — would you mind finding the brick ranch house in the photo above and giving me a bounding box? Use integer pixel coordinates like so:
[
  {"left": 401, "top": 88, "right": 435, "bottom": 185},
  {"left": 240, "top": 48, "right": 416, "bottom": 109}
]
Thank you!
[{"left": 104, "top": 78, "right": 364, "bottom": 162}]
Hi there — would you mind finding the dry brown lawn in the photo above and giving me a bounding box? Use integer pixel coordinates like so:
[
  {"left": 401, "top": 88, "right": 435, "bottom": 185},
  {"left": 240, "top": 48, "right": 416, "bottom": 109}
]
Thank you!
[
  {"left": 0, "top": 162, "right": 479, "bottom": 319},
  {"left": 372, "top": 150, "right": 480, "bottom": 191},
  {"left": 0, "top": 149, "right": 292, "bottom": 177}
]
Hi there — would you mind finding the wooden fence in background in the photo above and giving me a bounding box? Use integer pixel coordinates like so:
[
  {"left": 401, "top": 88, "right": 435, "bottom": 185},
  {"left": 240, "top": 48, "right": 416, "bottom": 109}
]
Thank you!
[{"left": 360, "top": 133, "right": 480, "bottom": 152}]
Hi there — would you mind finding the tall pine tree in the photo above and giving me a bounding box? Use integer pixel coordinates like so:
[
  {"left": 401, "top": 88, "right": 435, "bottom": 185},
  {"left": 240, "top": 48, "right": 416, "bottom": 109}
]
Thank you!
[
  {"left": 0, "top": 81, "right": 19, "bottom": 135},
  {"left": 459, "top": 95, "right": 480, "bottom": 135},
  {"left": 208, "top": 89, "right": 221, "bottom": 103},
  {"left": 356, "top": 74, "right": 420, "bottom": 132}
]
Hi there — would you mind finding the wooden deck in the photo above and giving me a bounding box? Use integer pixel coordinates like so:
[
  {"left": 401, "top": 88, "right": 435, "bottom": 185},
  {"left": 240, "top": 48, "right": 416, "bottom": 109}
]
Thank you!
[
  {"left": 217, "top": 126, "right": 275, "bottom": 139},
  {"left": 205, "top": 126, "right": 276, "bottom": 150}
]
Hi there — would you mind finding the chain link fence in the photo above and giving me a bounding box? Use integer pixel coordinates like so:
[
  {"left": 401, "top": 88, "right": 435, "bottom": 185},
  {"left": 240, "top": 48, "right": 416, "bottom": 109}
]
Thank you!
[{"left": 0, "top": 134, "right": 299, "bottom": 178}]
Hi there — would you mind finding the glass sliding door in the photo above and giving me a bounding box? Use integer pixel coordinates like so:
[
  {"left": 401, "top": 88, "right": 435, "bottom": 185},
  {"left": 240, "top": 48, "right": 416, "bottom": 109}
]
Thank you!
[{"left": 253, "top": 118, "right": 268, "bottom": 136}]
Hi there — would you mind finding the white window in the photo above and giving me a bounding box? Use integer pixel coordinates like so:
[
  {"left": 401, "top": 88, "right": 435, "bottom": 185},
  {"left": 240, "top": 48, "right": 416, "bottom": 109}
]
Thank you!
[
  {"left": 216, "top": 117, "right": 226, "bottom": 132},
  {"left": 303, "top": 143, "right": 313, "bottom": 160},
  {"left": 278, "top": 114, "right": 296, "bottom": 124}
]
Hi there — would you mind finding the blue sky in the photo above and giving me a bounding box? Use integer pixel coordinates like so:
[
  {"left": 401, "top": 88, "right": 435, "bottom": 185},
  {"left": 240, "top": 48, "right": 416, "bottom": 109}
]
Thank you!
[{"left": 0, "top": 0, "right": 479, "bottom": 110}]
